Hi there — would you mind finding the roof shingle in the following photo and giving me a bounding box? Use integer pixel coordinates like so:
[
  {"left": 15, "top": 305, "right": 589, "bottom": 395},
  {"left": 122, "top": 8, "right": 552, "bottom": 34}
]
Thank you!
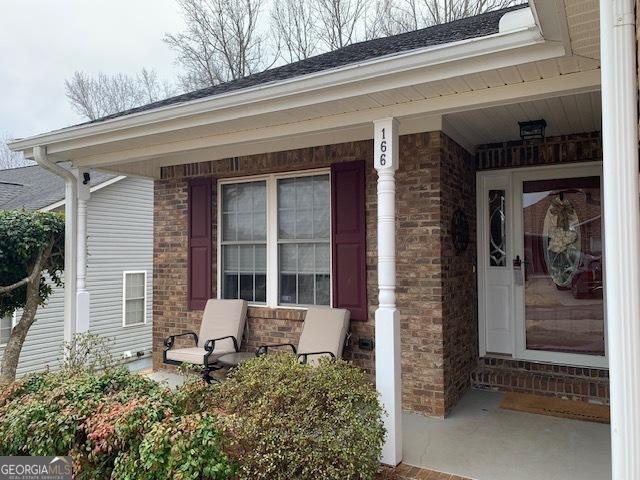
[{"left": 85, "top": 4, "right": 526, "bottom": 125}]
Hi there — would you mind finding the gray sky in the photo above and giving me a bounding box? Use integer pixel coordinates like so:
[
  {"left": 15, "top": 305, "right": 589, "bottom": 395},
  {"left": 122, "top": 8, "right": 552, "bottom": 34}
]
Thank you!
[{"left": 0, "top": 0, "right": 186, "bottom": 140}]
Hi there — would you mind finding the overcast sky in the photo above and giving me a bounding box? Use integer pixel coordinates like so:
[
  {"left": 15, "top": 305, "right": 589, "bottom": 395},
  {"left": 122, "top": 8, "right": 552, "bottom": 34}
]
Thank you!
[{"left": 0, "top": 0, "right": 187, "bottom": 140}]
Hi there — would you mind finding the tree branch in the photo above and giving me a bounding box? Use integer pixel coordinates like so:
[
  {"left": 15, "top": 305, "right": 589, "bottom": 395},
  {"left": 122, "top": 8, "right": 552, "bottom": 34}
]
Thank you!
[{"left": 0, "top": 239, "right": 52, "bottom": 295}]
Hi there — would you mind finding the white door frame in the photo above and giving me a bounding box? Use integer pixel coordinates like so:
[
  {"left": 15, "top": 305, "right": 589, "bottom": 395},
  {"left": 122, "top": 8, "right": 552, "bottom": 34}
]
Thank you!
[{"left": 478, "top": 161, "right": 608, "bottom": 369}]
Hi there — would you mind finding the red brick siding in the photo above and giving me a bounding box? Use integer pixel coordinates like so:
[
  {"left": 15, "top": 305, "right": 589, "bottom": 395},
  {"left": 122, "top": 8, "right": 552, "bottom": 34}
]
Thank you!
[{"left": 154, "top": 131, "right": 474, "bottom": 416}]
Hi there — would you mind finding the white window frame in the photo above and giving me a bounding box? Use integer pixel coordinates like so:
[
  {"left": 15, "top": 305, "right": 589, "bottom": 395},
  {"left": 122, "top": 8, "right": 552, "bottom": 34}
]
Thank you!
[
  {"left": 0, "top": 311, "right": 17, "bottom": 347},
  {"left": 217, "top": 168, "right": 332, "bottom": 308},
  {"left": 122, "top": 271, "right": 148, "bottom": 327}
]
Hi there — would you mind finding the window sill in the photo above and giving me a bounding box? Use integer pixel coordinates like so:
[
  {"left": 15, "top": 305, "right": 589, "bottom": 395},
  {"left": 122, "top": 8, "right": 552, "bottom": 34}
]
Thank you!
[{"left": 123, "top": 322, "right": 147, "bottom": 328}]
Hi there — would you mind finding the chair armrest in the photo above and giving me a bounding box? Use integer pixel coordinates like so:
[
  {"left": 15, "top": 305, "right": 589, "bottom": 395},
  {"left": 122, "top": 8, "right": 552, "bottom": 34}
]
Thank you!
[
  {"left": 164, "top": 331, "right": 198, "bottom": 350},
  {"left": 297, "top": 351, "right": 336, "bottom": 364},
  {"left": 256, "top": 343, "right": 297, "bottom": 356},
  {"left": 204, "top": 335, "right": 239, "bottom": 354}
]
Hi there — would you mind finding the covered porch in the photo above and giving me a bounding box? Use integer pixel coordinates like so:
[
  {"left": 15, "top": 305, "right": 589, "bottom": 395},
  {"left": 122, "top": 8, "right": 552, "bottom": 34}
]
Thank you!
[{"left": 8, "top": 0, "right": 640, "bottom": 476}]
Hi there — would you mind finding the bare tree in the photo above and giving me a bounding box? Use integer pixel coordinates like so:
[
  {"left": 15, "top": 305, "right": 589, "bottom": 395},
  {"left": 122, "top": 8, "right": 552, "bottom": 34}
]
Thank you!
[
  {"left": 165, "top": 0, "right": 268, "bottom": 90},
  {"left": 0, "top": 132, "right": 31, "bottom": 170},
  {"left": 369, "top": 0, "right": 519, "bottom": 36},
  {"left": 309, "top": 0, "right": 368, "bottom": 50},
  {"left": 271, "top": 0, "right": 317, "bottom": 62},
  {"left": 65, "top": 69, "right": 175, "bottom": 121}
]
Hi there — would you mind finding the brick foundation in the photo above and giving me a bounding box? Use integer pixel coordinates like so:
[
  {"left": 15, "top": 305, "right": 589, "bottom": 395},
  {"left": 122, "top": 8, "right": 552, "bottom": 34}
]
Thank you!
[{"left": 154, "top": 131, "right": 476, "bottom": 417}]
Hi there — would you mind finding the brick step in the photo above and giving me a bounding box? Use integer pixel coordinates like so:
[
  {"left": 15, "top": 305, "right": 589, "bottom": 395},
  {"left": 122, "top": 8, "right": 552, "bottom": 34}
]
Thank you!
[{"left": 471, "top": 361, "right": 609, "bottom": 405}]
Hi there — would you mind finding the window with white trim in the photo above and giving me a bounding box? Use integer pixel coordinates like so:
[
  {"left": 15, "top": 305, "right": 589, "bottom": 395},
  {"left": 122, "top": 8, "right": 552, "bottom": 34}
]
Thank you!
[
  {"left": 123, "top": 271, "right": 147, "bottom": 326},
  {"left": 221, "top": 181, "right": 267, "bottom": 303},
  {"left": 219, "top": 171, "right": 331, "bottom": 307},
  {"left": 0, "top": 313, "right": 14, "bottom": 345}
]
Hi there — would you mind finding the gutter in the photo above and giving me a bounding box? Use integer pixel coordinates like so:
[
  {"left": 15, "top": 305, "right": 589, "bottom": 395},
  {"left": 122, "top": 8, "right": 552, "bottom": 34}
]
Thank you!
[
  {"left": 33, "top": 146, "right": 77, "bottom": 343},
  {"left": 8, "top": 7, "right": 556, "bottom": 157}
]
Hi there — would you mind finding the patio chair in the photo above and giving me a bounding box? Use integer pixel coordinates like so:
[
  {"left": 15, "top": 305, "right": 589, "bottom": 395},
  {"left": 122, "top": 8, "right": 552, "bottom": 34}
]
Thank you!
[
  {"left": 163, "top": 299, "right": 247, "bottom": 382},
  {"left": 256, "top": 307, "right": 350, "bottom": 364}
]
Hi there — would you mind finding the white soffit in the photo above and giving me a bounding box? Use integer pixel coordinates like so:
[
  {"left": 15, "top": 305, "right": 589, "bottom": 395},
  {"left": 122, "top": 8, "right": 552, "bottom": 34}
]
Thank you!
[{"left": 444, "top": 90, "right": 601, "bottom": 145}]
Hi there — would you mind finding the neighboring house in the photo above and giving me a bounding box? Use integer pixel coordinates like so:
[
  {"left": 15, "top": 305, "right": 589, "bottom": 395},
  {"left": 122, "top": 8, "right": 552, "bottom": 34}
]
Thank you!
[
  {"left": 0, "top": 165, "right": 153, "bottom": 375},
  {"left": 8, "top": 0, "right": 640, "bottom": 478}
]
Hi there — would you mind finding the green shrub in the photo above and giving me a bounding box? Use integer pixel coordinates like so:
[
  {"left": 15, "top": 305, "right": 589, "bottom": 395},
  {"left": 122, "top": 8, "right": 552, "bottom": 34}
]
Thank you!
[
  {"left": 113, "top": 413, "right": 236, "bottom": 480},
  {"left": 211, "top": 354, "right": 385, "bottom": 480}
]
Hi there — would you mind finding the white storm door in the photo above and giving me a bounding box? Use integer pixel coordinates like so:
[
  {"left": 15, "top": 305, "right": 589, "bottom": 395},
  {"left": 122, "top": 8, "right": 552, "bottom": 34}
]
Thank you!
[{"left": 478, "top": 173, "right": 515, "bottom": 356}]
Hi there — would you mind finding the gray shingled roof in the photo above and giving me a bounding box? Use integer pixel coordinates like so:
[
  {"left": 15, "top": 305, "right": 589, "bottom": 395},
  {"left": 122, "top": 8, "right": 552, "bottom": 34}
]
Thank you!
[
  {"left": 0, "top": 165, "right": 117, "bottom": 210},
  {"left": 86, "top": 4, "right": 526, "bottom": 125}
]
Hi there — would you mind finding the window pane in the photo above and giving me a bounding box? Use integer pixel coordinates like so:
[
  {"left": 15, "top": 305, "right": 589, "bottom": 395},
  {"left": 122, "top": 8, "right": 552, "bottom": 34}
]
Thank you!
[
  {"left": 298, "top": 244, "right": 314, "bottom": 273},
  {"left": 489, "top": 189, "right": 506, "bottom": 267},
  {"left": 316, "top": 274, "right": 330, "bottom": 305},
  {"left": 315, "top": 244, "right": 330, "bottom": 273},
  {"left": 240, "top": 275, "right": 254, "bottom": 301},
  {"left": 125, "top": 298, "right": 144, "bottom": 325},
  {"left": 239, "top": 245, "right": 254, "bottom": 272},
  {"left": 296, "top": 208, "right": 313, "bottom": 239},
  {"left": 236, "top": 212, "right": 253, "bottom": 240},
  {"left": 278, "top": 210, "right": 296, "bottom": 239},
  {"left": 280, "top": 244, "right": 297, "bottom": 273},
  {"left": 223, "top": 181, "right": 266, "bottom": 241},
  {"left": 255, "top": 274, "right": 267, "bottom": 303},
  {"left": 298, "top": 274, "right": 314, "bottom": 304},
  {"left": 223, "top": 274, "right": 238, "bottom": 299},
  {"left": 0, "top": 315, "right": 12, "bottom": 344},
  {"left": 280, "top": 274, "right": 297, "bottom": 304}
]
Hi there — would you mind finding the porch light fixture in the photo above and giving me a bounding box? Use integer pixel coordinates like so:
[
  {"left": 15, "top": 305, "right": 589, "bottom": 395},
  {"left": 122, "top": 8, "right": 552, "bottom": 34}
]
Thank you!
[{"left": 519, "top": 119, "right": 547, "bottom": 140}]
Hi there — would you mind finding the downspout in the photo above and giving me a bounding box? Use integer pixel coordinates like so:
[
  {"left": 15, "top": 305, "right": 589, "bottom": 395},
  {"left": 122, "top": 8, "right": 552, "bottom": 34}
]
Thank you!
[
  {"left": 599, "top": 0, "right": 640, "bottom": 478},
  {"left": 33, "top": 146, "right": 78, "bottom": 344}
]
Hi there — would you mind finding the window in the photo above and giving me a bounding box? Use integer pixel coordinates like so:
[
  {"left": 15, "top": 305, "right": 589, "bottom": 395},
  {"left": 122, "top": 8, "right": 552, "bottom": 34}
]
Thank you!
[
  {"left": 219, "top": 171, "right": 331, "bottom": 307},
  {"left": 0, "top": 313, "right": 14, "bottom": 345},
  {"left": 221, "top": 181, "right": 267, "bottom": 302},
  {"left": 278, "top": 176, "right": 330, "bottom": 305},
  {"left": 123, "top": 271, "right": 147, "bottom": 326}
]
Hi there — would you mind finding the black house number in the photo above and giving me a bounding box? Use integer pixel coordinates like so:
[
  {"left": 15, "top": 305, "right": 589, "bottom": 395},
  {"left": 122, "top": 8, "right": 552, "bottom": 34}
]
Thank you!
[{"left": 379, "top": 127, "right": 387, "bottom": 166}]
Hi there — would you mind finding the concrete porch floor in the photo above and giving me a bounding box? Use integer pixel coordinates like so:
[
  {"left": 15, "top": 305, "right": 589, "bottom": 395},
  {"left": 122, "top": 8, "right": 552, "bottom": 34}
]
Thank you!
[{"left": 403, "top": 389, "right": 611, "bottom": 480}]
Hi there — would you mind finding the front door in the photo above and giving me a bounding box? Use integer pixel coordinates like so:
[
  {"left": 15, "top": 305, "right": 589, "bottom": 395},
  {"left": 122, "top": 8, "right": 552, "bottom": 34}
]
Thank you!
[{"left": 478, "top": 164, "right": 607, "bottom": 368}]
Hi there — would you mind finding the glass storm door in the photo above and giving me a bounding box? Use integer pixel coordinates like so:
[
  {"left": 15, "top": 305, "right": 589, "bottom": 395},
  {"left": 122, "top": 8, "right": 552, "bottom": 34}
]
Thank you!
[
  {"left": 479, "top": 165, "right": 607, "bottom": 368},
  {"left": 513, "top": 167, "right": 606, "bottom": 367}
]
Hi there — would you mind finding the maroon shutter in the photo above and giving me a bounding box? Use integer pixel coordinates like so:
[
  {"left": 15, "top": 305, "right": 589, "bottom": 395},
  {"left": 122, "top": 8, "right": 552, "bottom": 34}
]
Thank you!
[
  {"left": 331, "top": 160, "right": 368, "bottom": 321},
  {"left": 188, "top": 177, "right": 212, "bottom": 310}
]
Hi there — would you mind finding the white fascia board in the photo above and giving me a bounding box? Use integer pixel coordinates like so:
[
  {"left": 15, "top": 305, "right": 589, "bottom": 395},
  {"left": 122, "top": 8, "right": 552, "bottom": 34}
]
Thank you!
[
  {"left": 9, "top": 8, "right": 551, "bottom": 156},
  {"left": 40, "top": 175, "right": 126, "bottom": 211}
]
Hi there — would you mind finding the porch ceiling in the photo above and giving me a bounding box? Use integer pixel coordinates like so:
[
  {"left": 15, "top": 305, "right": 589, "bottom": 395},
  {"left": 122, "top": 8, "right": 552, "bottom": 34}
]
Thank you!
[{"left": 444, "top": 90, "right": 601, "bottom": 146}]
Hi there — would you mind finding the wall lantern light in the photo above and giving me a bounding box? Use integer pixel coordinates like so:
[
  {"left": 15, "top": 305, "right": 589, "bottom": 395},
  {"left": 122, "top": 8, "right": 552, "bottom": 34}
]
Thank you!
[{"left": 519, "top": 119, "right": 547, "bottom": 140}]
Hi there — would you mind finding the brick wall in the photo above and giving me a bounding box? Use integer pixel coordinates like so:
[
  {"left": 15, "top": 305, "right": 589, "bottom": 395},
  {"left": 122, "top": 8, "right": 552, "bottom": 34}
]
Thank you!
[{"left": 154, "top": 131, "right": 476, "bottom": 417}]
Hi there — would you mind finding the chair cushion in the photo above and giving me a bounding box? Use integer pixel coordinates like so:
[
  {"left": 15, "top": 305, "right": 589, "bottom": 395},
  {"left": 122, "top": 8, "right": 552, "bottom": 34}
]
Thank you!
[
  {"left": 298, "top": 307, "right": 350, "bottom": 365},
  {"left": 198, "top": 299, "right": 248, "bottom": 352},
  {"left": 165, "top": 347, "right": 232, "bottom": 365}
]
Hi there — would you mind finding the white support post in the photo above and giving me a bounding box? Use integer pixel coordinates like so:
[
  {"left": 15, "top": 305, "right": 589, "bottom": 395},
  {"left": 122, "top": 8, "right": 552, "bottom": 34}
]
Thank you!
[
  {"left": 373, "top": 117, "right": 402, "bottom": 466},
  {"left": 75, "top": 168, "right": 91, "bottom": 333},
  {"left": 600, "top": 0, "right": 640, "bottom": 478}
]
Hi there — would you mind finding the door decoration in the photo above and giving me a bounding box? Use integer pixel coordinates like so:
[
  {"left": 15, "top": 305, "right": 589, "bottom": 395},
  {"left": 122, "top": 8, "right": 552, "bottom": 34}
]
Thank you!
[{"left": 543, "top": 196, "right": 580, "bottom": 287}]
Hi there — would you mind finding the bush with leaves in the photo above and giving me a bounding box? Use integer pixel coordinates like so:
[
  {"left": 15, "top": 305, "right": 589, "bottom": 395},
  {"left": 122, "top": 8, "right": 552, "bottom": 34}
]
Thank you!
[{"left": 210, "top": 354, "right": 386, "bottom": 480}]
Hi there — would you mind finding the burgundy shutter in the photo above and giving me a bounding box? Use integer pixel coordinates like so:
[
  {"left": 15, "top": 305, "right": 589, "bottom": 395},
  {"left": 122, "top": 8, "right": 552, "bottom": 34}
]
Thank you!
[
  {"left": 188, "top": 177, "right": 213, "bottom": 310},
  {"left": 331, "top": 160, "right": 368, "bottom": 321}
]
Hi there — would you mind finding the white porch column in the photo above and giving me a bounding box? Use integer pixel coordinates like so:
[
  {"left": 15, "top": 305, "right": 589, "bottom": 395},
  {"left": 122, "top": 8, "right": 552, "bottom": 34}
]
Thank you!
[
  {"left": 600, "top": 0, "right": 640, "bottom": 478},
  {"left": 373, "top": 117, "right": 402, "bottom": 466},
  {"left": 75, "top": 168, "right": 91, "bottom": 333}
]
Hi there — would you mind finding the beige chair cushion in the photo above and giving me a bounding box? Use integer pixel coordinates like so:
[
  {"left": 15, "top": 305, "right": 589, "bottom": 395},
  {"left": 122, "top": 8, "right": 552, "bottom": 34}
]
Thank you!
[
  {"left": 165, "top": 347, "right": 231, "bottom": 365},
  {"left": 297, "top": 307, "right": 350, "bottom": 364},
  {"left": 198, "top": 299, "right": 247, "bottom": 353}
]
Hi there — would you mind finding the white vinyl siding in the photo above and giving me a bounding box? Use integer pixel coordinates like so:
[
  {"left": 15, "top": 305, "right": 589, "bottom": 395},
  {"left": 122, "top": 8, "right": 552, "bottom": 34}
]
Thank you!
[{"left": 0, "top": 176, "right": 154, "bottom": 376}]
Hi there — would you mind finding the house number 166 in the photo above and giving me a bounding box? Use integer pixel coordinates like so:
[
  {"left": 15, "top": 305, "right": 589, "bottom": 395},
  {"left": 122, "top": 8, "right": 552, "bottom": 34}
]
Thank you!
[{"left": 379, "top": 128, "right": 387, "bottom": 166}]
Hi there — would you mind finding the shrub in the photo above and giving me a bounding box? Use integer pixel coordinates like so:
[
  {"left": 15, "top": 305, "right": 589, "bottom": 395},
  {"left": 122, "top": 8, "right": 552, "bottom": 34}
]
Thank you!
[
  {"left": 113, "top": 413, "right": 236, "bottom": 480},
  {"left": 211, "top": 354, "right": 385, "bottom": 480}
]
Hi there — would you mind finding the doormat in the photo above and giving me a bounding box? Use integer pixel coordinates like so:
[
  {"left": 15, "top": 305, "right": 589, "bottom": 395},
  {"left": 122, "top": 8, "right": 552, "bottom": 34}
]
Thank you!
[{"left": 500, "top": 392, "right": 610, "bottom": 424}]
